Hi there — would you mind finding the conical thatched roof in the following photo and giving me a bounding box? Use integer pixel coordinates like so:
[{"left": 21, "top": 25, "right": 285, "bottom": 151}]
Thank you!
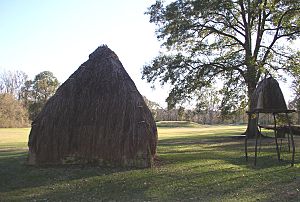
[
  {"left": 250, "top": 77, "right": 287, "bottom": 113},
  {"left": 28, "top": 45, "right": 157, "bottom": 167}
]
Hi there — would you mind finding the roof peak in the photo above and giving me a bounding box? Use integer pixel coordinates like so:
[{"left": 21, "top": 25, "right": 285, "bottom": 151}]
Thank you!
[{"left": 88, "top": 45, "right": 118, "bottom": 60}]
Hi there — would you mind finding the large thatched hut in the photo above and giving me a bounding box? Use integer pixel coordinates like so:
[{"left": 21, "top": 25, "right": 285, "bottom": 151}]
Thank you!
[{"left": 28, "top": 45, "right": 157, "bottom": 168}]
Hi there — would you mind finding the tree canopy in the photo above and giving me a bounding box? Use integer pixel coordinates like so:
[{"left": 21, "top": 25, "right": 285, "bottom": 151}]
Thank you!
[
  {"left": 0, "top": 70, "right": 60, "bottom": 126},
  {"left": 288, "top": 51, "right": 300, "bottom": 124},
  {"left": 143, "top": 0, "right": 300, "bottom": 136},
  {"left": 21, "top": 71, "right": 59, "bottom": 121}
]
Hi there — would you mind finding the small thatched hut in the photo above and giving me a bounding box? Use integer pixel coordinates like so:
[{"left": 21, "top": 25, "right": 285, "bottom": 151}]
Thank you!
[
  {"left": 250, "top": 77, "right": 287, "bottom": 112},
  {"left": 28, "top": 45, "right": 158, "bottom": 168},
  {"left": 247, "top": 76, "right": 296, "bottom": 166}
]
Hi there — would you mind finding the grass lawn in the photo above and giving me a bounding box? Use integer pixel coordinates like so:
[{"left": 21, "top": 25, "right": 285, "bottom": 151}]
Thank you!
[{"left": 0, "top": 123, "right": 299, "bottom": 201}]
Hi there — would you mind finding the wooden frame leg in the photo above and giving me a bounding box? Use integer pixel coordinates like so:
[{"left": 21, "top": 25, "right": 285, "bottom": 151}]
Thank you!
[
  {"left": 259, "top": 125, "right": 262, "bottom": 153},
  {"left": 287, "top": 127, "right": 291, "bottom": 153},
  {"left": 273, "top": 113, "right": 281, "bottom": 161},
  {"left": 285, "top": 113, "right": 295, "bottom": 167},
  {"left": 245, "top": 134, "right": 248, "bottom": 162},
  {"left": 254, "top": 113, "right": 260, "bottom": 166}
]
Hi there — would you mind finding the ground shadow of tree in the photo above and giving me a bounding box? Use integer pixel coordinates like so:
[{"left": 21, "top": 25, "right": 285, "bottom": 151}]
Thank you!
[{"left": 1, "top": 134, "right": 299, "bottom": 201}]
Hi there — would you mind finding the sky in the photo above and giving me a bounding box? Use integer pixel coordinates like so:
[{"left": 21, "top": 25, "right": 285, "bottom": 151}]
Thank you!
[
  {"left": 0, "top": 0, "right": 296, "bottom": 107},
  {"left": 0, "top": 0, "right": 170, "bottom": 106}
]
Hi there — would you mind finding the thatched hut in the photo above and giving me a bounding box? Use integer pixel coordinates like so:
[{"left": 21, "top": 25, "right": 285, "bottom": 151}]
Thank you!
[
  {"left": 250, "top": 77, "right": 287, "bottom": 112},
  {"left": 246, "top": 76, "right": 296, "bottom": 166},
  {"left": 28, "top": 45, "right": 158, "bottom": 168}
]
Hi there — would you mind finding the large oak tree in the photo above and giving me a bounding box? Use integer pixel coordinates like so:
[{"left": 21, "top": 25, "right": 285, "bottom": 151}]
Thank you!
[{"left": 143, "top": 0, "right": 300, "bottom": 137}]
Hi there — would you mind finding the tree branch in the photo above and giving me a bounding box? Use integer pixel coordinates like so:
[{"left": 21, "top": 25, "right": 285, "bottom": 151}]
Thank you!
[{"left": 196, "top": 23, "right": 245, "bottom": 48}]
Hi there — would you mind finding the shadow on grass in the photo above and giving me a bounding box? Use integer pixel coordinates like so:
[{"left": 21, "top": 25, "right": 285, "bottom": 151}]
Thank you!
[
  {"left": 0, "top": 149, "right": 141, "bottom": 194},
  {"left": 0, "top": 130, "right": 299, "bottom": 201},
  {"left": 157, "top": 134, "right": 300, "bottom": 169}
]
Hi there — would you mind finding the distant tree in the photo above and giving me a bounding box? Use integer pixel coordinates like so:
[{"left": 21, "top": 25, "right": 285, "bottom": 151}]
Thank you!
[
  {"left": 23, "top": 71, "right": 59, "bottom": 121},
  {"left": 287, "top": 51, "right": 300, "bottom": 124},
  {"left": 143, "top": 0, "right": 300, "bottom": 137},
  {"left": 195, "top": 86, "right": 220, "bottom": 124},
  {"left": 143, "top": 96, "right": 164, "bottom": 121},
  {"left": 31, "top": 71, "right": 59, "bottom": 103},
  {"left": 0, "top": 70, "right": 28, "bottom": 99},
  {"left": 20, "top": 80, "right": 33, "bottom": 109},
  {"left": 219, "top": 78, "right": 247, "bottom": 123},
  {"left": 177, "top": 106, "right": 185, "bottom": 121},
  {"left": 0, "top": 93, "right": 29, "bottom": 127}
]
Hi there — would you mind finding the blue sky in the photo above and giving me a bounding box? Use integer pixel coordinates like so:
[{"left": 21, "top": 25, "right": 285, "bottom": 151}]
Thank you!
[
  {"left": 0, "top": 0, "right": 169, "bottom": 106},
  {"left": 0, "top": 0, "right": 296, "bottom": 106}
]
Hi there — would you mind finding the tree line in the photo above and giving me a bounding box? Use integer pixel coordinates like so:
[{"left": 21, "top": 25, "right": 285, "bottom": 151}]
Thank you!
[
  {"left": 0, "top": 70, "right": 59, "bottom": 127},
  {"left": 0, "top": 68, "right": 299, "bottom": 128},
  {"left": 144, "top": 88, "right": 300, "bottom": 126}
]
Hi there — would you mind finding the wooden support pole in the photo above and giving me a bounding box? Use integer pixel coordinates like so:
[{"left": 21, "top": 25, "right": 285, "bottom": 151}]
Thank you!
[
  {"left": 286, "top": 125, "right": 291, "bottom": 153},
  {"left": 285, "top": 113, "right": 295, "bottom": 167},
  {"left": 259, "top": 125, "right": 262, "bottom": 153},
  {"left": 245, "top": 114, "right": 249, "bottom": 162},
  {"left": 273, "top": 113, "right": 281, "bottom": 162},
  {"left": 254, "top": 113, "right": 260, "bottom": 166},
  {"left": 245, "top": 135, "right": 248, "bottom": 162}
]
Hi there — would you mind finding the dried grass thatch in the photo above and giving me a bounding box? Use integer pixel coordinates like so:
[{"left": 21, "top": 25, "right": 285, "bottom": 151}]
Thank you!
[
  {"left": 250, "top": 77, "right": 287, "bottom": 113},
  {"left": 28, "top": 45, "right": 157, "bottom": 168}
]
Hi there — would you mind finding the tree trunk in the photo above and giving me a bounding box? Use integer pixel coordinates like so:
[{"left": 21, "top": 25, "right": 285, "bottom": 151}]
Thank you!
[
  {"left": 297, "top": 100, "right": 300, "bottom": 125},
  {"left": 245, "top": 114, "right": 258, "bottom": 138},
  {"left": 244, "top": 81, "right": 259, "bottom": 138}
]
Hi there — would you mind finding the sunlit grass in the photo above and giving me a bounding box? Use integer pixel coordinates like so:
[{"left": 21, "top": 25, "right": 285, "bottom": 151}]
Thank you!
[
  {"left": 0, "top": 128, "right": 30, "bottom": 145},
  {"left": 0, "top": 124, "right": 299, "bottom": 201}
]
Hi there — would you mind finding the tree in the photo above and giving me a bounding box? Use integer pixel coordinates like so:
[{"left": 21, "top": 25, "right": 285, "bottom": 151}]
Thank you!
[
  {"left": 0, "top": 70, "right": 28, "bottom": 99},
  {"left": 219, "top": 78, "right": 247, "bottom": 123},
  {"left": 177, "top": 106, "right": 185, "bottom": 120},
  {"left": 31, "top": 71, "right": 59, "bottom": 103},
  {"left": 0, "top": 93, "right": 29, "bottom": 127},
  {"left": 143, "top": 0, "right": 300, "bottom": 137},
  {"left": 143, "top": 96, "right": 163, "bottom": 120},
  {"left": 23, "top": 71, "right": 59, "bottom": 120},
  {"left": 287, "top": 51, "right": 300, "bottom": 124},
  {"left": 195, "top": 86, "right": 220, "bottom": 124}
]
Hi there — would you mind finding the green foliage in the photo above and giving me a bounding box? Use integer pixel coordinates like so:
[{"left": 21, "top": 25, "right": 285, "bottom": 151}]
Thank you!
[
  {"left": 288, "top": 51, "right": 300, "bottom": 105},
  {"left": 21, "top": 71, "right": 59, "bottom": 120},
  {"left": 0, "top": 94, "right": 29, "bottom": 127},
  {"left": 0, "top": 126, "right": 299, "bottom": 201},
  {"left": 143, "top": 0, "right": 300, "bottom": 109},
  {"left": 287, "top": 51, "right": 300, "bottom": 124},
  {"left": 31, "top": 71, "right": 59, "bottom": 103}
]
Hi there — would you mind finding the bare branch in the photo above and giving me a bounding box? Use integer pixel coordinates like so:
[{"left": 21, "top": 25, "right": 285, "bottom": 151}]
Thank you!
[
  {"left": 196, "top": 23, "right": 245, "bottom": 48},
  {"left": 262, "top": 8, "right": 300, "bottom": 64}
]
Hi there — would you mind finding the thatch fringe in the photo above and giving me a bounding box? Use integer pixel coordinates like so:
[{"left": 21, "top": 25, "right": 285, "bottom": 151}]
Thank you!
[{"left": 28, "top": 45, "right": 158, "bottom": 168}]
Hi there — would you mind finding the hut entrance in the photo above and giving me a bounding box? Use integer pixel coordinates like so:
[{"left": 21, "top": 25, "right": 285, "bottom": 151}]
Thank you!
[{"left": 245, "top": 77, "right": 296, "bottom": 166}]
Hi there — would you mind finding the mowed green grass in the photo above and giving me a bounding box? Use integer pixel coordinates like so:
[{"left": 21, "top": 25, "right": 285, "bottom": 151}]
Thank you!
[{"left": 0, "top": 124, "right": 299, "bottom": 201}]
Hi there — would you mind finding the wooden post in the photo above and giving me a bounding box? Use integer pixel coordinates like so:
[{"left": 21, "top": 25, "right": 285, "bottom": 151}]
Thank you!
[
  {"left": 273, "top": 113, "right": 281, "bottom": 161},
  {"left": 258, "top": 125, "right": 262, "bottom": 153},
  {"left": 245, "top": 134, "right": 248, "bottom": 162},
  {"left": 285, "top": 113, "right": 295, "bottom": 167},
  {"left": 286, "top": 125, "right": 291, "bottom": 153},
  {"left": 245, "top": 114, "right": 249, "bottom": 162},
  {"left": 254, "top": 112, "right": 260, "bottom": 166}
]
